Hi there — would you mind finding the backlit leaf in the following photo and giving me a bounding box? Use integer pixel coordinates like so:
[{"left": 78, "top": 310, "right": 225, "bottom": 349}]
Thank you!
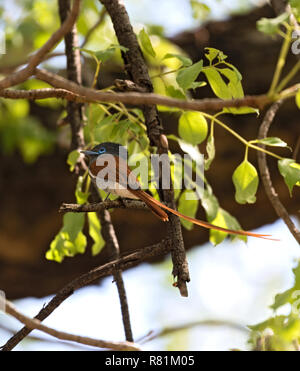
[
  {"left": 278, "top": 158, "right": 300, "bottom": 195},
  {"left": 176, "top": 60, "right": 203, "bottom": 90},
  {"left": 232, "top": 160, "right": 259, "bottom": 204},
  {"left": 138, "top": 29, "right": 156, "bottom": 58},
  {"left": 178, "top": 190, "right": 199, "bottom": 230},
  {"left": 88, "top": 212, "right": 105, "bottom": 256},
  {"left": 178, "top": 111, "right": 208, "bottom": 145}
]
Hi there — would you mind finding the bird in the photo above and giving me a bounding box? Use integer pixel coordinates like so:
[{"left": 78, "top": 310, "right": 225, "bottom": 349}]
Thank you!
[{"left": 81, "top": 142, "right": 276, "bottom": 240}]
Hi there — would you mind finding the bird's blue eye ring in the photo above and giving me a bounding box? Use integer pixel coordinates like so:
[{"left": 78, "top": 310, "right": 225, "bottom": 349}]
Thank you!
[{"left": 98, "top": 147, "right": 106, "bottom": 154}]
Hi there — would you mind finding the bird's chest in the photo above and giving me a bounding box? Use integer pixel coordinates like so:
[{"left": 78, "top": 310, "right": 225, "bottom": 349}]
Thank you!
[{"left": 89, "top": 158, "right": 139, "bottom": 200}]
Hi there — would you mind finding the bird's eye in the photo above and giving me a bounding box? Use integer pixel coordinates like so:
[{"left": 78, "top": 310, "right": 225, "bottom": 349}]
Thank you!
[{"left": 98, "top": 147, "right": 106, "bottom": 154}]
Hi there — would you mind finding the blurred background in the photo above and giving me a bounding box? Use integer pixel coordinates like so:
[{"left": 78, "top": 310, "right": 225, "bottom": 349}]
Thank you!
[{"left": 0, "top": 0, "right": 300, "bottom": 350}]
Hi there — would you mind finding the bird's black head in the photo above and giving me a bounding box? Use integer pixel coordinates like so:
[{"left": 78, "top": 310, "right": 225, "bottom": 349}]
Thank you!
[{"left": 81, "top": 142, "right": 127, "bottom": 160}]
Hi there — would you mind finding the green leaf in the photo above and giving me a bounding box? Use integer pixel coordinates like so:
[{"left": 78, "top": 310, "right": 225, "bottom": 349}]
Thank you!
[
  {"left": 163, "top": 53, "right": 192, "bottom": 67},
  {"left": 296, "top": 90, "right": 300, "bottom": 109},
  {"left": 178, "top": 111, "right": 208, "bottom": 145},
  {"left": 93, "top": 114, "right": 118, "bottom": 143},
  {"left": 165, "top": 85, "right": 186, "bottom": 100},
  {"left": 168, "top": 134, "right": 203, "bottom": 163},
  {"left": 110, "top": 44, "right": 129, "bottom": 53},
  {"left": 95, "top": 48, "right": 117, "bottom": 62},
  {"left": 278, "top": 158, "right": 300, "bottom": 195},
  {"left": 205, "top": 47, "right": 227, "bottom": 64},
  {"left": 203, "top": 67, "right": 232, "bottom": 99},
  {"left": 218, "top": 68, "right": 244, "bottom": 98},
  {"left": 232, "top": 160, "right": 259, "bottom": 204},
  {"left": 205, "top": 127, "right": 215, "bottom": 170},
  {"left": 75, "top": 176, "right": 90, "bottom": 205},
  {"left": 67, "top": 150, "right": 80, "bottom": 172},
  {"left": 256, "top": 137, "right": 288, "bottom": 148},
  {"left": 209, "top": 208, "right": 245, "bottom": 245},
  {"left": 200, "top": 188, "right": 219, "bottom": 222},
  {"left": 79, "top": 45, "right": 129, "bottom": 63},
  {"left": 176, "top": 60, "right": 203, "bottom": 90},
  {"left": 80, "top": 47, "right": 114, "bottom": 62},
  {"left": 223, "top": 107, "right": 259, "bottom": 115},
  {"left": 250, "top": 260, "right": 300, "bottom": 349},
  {"left": 271, "top": 289, "right": 293, "bottom": 311},
  {"left": 257, "top": 13, "right": 289, "bottom": 35},
  {"left": 88, "top": 213, "right": 105, "bottom": 256},
  {"left": 46, "top": 212, "right": 87, "bottom": 263},
  {"left": 270, "top": 262, "right": 300, "bottom": 311},
  {"left": 138, "top": 29, "right": 156, "bottom": 58},
  {"left": 178, "top": 190, "right": 199, "bottom": 230},
  {"left": 190, "top": 81, "right": 207, "bottom": 90},
  {"left": 64, "top": 213, "right": 85, "bottom": 241}
]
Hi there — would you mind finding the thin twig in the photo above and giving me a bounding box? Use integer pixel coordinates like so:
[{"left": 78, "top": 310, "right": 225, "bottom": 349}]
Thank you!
[
  {"left": 257, "top": 101, "right": 300, "bottom": 244},
  {"left": 60, "top": 199, "right": 148, "bottom": 213},
  {"left": 0, "top": 0, "right": 81, "bottom": 89},
  {"left": 138, "top": 319, "right": 249, "bottom": 344},
  {"left": 91, "top": 188, "right": 134, "bottom": 342},
  {"left": 58, "top": 0, "right": 84, "bottom": 152},
  {"left": 2, "top": 299, "right": 140, "bottom": 351}
]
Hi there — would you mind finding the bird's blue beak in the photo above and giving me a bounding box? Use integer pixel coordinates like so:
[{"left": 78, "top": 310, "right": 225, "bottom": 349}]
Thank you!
[{"left": 80, "top": 150, "right": 99, "bottom": 156}]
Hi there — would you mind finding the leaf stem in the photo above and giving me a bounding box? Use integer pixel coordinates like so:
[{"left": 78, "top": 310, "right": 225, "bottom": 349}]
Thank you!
[
  {"left": 275, "top": 60, "right": 300, "bottom": 93},
  {"left": 201, "top": 112, "right": 283, "bottom": 160},
  {"left": 268, "top": 27, "right": 292, "bottom": 96}
]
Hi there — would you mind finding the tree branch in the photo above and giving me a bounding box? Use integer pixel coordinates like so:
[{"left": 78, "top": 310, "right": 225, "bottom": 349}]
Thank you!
[
  {"left": 1, "top": 238, "right": 171, "bottom": 351},
  {"left": 60, "top": 199, "right": 148, "bottom": 213},
  {"left": 0, "top": 87, "right": 86, "bottom": 101},
  {"left": 0, "top": 0, "right": 81, "bottom": 89},
  {"left": 99, "top": 0, "right": 190, "bottom": 296},
  {"left": 257, "top": 102, "right": 300, "bottom": 244},
  {"left": 138, "top": 319, "right": 249, "bottom": 345},
  {"left": 2, "top": 299, "right": 140, "bottom": 351},
  {"left": 34, "top": 68, "right": 271, "bottom": 113},
  {"left": 90, "top": 188, "right": 134, "bottom": 342},
  {"left": 58, "top": 0, "right": 84, "bottom": 151}
]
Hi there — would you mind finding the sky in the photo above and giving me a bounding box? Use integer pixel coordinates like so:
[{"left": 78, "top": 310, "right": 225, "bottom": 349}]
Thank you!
[{"left": 1, "top": 0, "right": 299, "bottom": 352}]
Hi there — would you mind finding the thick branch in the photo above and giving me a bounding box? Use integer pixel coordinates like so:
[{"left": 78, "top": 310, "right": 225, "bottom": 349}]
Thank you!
[
  {"left": 2, "top": 299, "right": 139, "bottom": 351},
  {"left": 99, "top": 0, "right": 189, "bottom": 296},
  {"left": 1, "top": 238, "right": 171, "bottom": 351},
  {"left": 257, "top": 102, "right": 300, "bottom": 244},
  {"left": 34, "top": 68, "right": 271, "bottom": 112}
]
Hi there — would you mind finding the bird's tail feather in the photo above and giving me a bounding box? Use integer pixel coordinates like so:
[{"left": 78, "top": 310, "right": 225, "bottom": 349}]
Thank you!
[{"left": 133, "top": 190, "right": 278, "bottom": 241}]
